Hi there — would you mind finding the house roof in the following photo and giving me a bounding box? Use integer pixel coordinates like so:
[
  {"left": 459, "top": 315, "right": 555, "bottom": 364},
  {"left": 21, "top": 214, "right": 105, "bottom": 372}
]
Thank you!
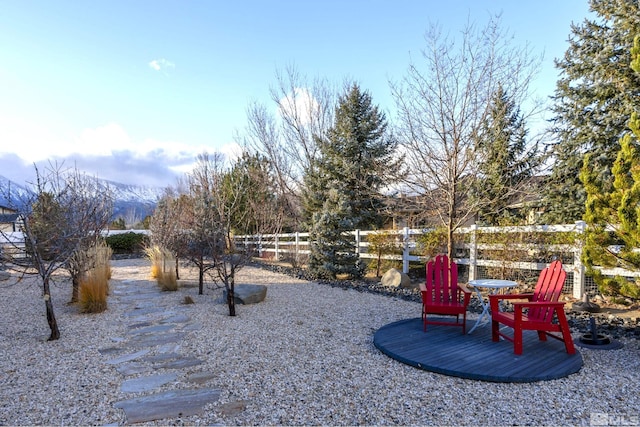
[{"left": 0, "top": 213, "right": 20, "bottom": 223}]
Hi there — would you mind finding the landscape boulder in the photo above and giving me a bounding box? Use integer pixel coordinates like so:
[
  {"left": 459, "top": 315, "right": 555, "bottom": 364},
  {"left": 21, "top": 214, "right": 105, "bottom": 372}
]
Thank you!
[
  {"left": 380, "top": 268, "right": 412, "bottom": 288},
  {"left": 223, "top": 284, "right": 267, "bottom": 305}
]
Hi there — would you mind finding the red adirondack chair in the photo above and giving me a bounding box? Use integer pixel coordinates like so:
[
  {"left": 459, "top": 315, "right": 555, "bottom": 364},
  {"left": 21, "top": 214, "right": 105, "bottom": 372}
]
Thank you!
[
  {"left": 489, "top": 260, "right": 576, "bottom": 355},
  {"left": 421, "top": 254, "right": 471, "bottom": 334}
]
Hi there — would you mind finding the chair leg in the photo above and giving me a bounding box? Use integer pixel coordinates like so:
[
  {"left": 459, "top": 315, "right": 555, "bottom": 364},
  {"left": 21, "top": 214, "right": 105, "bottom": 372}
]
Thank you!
[
  {"left": 461, "top": 312, "right": 466, "bottom": 334},
  {"left": 557, "top": 310, "right": 576, "bottom": 355},
  {"left": 537, "top": 331, "right": 547, "bottom": 341},
  {"left": 491, "top": 320, "right": 500, "bottom": 342},
  {"left": 514, "top": 328, "right": 523, "bottom": 355}
]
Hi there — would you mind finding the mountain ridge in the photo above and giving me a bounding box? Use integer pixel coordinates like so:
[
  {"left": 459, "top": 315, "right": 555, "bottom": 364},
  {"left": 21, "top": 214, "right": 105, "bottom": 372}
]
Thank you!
[{"left": 0, "top": 175, "right": 163, "bottom": 220}]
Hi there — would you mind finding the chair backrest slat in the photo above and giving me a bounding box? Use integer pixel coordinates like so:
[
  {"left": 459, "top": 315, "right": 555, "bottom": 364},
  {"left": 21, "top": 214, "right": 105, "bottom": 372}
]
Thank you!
[
  {"left": 530, "top": 260, "right": 566, "bottom": 322},
  {"left": 425, "top": 254, "right": 458, "bottom": 304}
]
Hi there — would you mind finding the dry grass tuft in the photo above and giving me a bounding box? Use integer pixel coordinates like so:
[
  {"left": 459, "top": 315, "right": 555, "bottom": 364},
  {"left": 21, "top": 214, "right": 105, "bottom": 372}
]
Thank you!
[
  {"left": 146, "top": 245, "right": 178, "bottom": 291},
  {"left": 79, "top": 267, "right": 109, "bottom": 313},
  {"left": 145, "top": 245, "right": 164, "bottom": 279},
  {"left": 158, "top": 268, "right": 178, "bottom": 291}
]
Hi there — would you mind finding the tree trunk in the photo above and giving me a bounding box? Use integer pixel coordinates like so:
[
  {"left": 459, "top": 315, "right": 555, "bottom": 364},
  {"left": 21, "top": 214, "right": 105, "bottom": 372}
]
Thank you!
[
  {"left": 198, "top": 254, "right": 204, "bottom": 295},
  {"left": 43, "top": 277, "right": 60, "bottom": 341},
  {"left": 175, "top": 255, "right": 180, "bottom": 280},
  {"left": 70, "top": 274, "right": 80, "bottom": 303},
  {"left": 227, "top": 278, "right": 236, "bottom": 316}
]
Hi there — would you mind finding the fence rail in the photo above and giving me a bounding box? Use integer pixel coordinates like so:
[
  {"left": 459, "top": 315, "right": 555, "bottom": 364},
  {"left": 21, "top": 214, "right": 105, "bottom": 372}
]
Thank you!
[{"left": 234, "top": 222, "right": 600, "bottom": 299}]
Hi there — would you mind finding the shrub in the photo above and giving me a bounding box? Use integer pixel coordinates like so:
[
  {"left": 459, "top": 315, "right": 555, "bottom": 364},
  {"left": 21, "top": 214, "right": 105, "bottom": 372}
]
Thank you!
[{"left": 105, "top": 232, "right": 148, "bottom": 254}]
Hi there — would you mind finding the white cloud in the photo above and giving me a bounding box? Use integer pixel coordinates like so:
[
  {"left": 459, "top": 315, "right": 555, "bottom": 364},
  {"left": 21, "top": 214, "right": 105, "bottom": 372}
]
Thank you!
[
  {"left": 278, "top": 87, "right": 320, "bottom": 126},
  {"left": 148, "top": 58, "right": 175, "bottom": 72},
  {"left": 0, "top": 116, "right": 233, "bottom": 187}
]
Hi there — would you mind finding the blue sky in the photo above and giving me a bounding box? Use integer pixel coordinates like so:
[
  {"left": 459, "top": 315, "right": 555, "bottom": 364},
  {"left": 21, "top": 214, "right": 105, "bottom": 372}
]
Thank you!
[{"left": 0, "top": 1, "right": 591, "bottom": 187}]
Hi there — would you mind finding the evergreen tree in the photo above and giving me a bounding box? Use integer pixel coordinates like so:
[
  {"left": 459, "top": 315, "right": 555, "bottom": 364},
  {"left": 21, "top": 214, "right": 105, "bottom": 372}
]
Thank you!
[
  {"left": 581, "top": 35, "right": 640, "bottom": 299},
  {"left": 544, "top": 0, "right": 640, "bottom": 223},
  {"left": 308, "top": 187, "right": 363, "bottom": 279},
  {"left": 474, "top": 84, "right": 539, "bottom": 225},
  {"left": 306, "top": 84, "right": 401, "bottom": 279}
]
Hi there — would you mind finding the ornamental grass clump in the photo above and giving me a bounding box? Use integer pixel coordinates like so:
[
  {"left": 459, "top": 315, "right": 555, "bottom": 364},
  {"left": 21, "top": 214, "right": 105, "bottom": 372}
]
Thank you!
[
  {"left": 78, "top": 240, "right": 112, "bottom": 313},
  {"left": 93, "top": 240, "right": 113, "bottom": 283},
  {"left": 151, "top": 246, "right": 178, "bottom": 291},
  {"left": 78, "top": 265, "right": 109, "bottom": 313},
  {"left": 157, "top": 268, "right": 178, "bottom": 292},
  {"left": 145, "top": 245, "right": 164, "bottom": 278}
]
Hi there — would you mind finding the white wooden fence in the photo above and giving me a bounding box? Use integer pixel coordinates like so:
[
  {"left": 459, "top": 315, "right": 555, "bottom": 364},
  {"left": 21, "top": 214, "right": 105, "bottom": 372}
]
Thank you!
[{"left": 234, "top": 222, "right": 600, "bottom": 299}]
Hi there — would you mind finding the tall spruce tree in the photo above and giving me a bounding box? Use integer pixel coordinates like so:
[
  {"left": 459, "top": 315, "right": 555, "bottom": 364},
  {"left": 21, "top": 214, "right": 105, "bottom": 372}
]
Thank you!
[
  {"left": 544, "top": 0, "right": 640, "bottom": 223},
  {"left": 581, "top": 35, "right": 640, "bottom": 299},
  {"left": 306, "top": 84, "right": 401, "bottom": 279},
  {"left": 474, "top": 84, "right": 540, "bottom": 225}
]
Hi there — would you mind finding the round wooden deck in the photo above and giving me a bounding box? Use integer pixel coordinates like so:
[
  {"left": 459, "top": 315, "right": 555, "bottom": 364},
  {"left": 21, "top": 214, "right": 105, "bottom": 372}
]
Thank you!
[{"left": 374, "top": 317, "right": 583, "bottom": 383}]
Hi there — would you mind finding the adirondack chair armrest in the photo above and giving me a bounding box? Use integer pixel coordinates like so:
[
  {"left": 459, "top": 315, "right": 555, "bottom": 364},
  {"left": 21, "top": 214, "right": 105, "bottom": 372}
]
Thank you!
[
  {"left": 511, "top": 301, "right": 566, "bottom": 310},
  {"left": 457, "top": 283, "right": 472, "bottom": 294},
  {"left": 457, "top": 283, "right": 472, "bottom": 305},
  {"left": 510, "top": 301, "right": 567, "bottom": 324},
  {"left": 488, "top": 293, "right": 534, "bottom": 312}
]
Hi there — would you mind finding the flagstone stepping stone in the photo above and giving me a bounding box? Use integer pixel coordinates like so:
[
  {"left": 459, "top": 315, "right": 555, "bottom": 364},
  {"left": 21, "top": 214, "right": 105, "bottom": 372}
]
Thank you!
[
  {"left": 128, "top": 332, "right": 186, "bottom": 348},
  {"left": 160, "top": 313, "right": 191, "bottom": 324},
  {"left": 115, "top": 362, "right": 151, "bottom": 376},
  {"left": 120, "top": 373, "right": 177, "bottom": 393},
  {"left": 128, "top": 324, "right": 175, "bottom": 336},
  {"left": 182, "top": 323, "right": 203, "bottom": 332},
  {"left": 124, "top": 306, "right": 167, "bottom": 317},
  {"left": 114, "top": 388, "right": 221, "bottom": 424},
  {"left": 128, "top": 321, "right": 153, "bottom": 329},
  {"left": 140, "top": 352, "right": 181, "bottom": 363},
  {"left": 223, "top": 284, "right": 267, "bottom": 304},
  {"left": 98, "top": 346, "right": 124, "bottom": 356},
  {"left": 187, "top": 372, "right": 216, "bottom": 384},
  {"left": 154, "top": 356, "right": 204, "bottom": 369},
  {"left": 105, "top": 349, "right": 150, "bottom": 365},
  {"left": 218, "top": 400, "right": 248, "bottom": 417}
]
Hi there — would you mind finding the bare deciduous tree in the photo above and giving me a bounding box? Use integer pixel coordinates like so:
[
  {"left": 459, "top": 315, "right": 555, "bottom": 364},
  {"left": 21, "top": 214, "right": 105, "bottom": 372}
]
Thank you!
[
  {"left": 242, "top": 65, "right": 338, "bottom": 228},
  {"left": 0, "top": 164, "right": 113, "bottom": 340},
  {"left": 149, "top": 188, "right": 191, "bottom": 280},
  {"left": 391, "top": 15, "right": 542, "bottom": 257}
]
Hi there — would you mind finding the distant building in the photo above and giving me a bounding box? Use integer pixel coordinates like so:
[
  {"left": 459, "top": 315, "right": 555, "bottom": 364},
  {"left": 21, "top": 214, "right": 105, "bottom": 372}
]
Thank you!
[{"left": 0, "top": 205, "right": 21, "bottom": 232}]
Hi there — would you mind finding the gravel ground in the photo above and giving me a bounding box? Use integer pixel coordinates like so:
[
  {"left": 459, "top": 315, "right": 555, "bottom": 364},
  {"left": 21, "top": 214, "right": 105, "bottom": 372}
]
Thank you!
[{"left": 1, "top": 258, "right": 639, "bottom": 426}]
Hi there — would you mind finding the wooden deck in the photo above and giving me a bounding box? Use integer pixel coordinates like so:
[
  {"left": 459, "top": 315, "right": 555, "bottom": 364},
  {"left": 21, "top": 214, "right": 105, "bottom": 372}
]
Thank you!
[{"left": 373, "top": 317, "right": 583, "bottom": 383}]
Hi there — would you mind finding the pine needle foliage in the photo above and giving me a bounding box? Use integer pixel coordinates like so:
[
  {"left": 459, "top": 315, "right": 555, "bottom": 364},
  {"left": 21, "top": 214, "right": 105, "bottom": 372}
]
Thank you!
[
  {"left": 545, "top": 0, "right": 640, "bottom": 223},
  {"left": 581, "top": 35, "right": 640, "bottom": 300}
]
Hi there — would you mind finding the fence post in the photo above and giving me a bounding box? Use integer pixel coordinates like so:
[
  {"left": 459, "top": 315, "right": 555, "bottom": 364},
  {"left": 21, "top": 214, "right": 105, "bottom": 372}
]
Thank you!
[
  {"left": 274, "top": 234, "right": 280, "bottom": 261},
  {"left": 295, "top": 232, "right": 300, "bottom": 265},
  {"left": 402, "top": 226, "right": 410, "bottom": 274},
  {"left": 573, "top": 221, "right": 586, "bottom": 299},
  {"left": 258, "top": 234, "right": 263, "bottom": 258},
  {"left": 355, "top": 229, "right": 361, "bottom": 254},
  {"left": 468, "top": 224, "right": 478, "bottom": 281}
]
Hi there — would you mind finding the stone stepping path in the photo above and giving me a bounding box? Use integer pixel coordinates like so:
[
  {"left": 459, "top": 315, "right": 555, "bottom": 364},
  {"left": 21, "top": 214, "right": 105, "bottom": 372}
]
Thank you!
[
  {"left": 113, "top": 388, "right": 222, "bottom": 424},
  {"left": 102, "top": 279, "right": 221, "bottom": 424}
]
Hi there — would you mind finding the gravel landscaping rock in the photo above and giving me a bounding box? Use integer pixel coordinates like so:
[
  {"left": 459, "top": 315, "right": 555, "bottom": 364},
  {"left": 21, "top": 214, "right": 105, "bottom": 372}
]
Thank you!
[{"left": 0, "top": 258, "right": 638, "bottom": 426}]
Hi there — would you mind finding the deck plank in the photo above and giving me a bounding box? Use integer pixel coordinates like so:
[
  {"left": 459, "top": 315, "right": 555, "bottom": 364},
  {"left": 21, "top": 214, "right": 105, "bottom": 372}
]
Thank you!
[{"left": 373, "top": 317, "right": 583, "bottom": 383}]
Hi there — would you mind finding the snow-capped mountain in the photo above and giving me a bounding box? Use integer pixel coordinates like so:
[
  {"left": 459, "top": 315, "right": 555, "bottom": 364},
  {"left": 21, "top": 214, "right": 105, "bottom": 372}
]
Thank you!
[{"left": 0, "top": 175, "right": 163, "bottom": 220}]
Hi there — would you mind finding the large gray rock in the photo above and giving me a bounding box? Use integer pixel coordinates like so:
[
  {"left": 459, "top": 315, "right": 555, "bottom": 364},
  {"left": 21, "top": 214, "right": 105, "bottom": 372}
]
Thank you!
[
  {"left": 381, "top": 268, "right": 412, "bottom": 288},
  {"left": 223, "top": 284, "right": 267, "bottom": 304}
]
